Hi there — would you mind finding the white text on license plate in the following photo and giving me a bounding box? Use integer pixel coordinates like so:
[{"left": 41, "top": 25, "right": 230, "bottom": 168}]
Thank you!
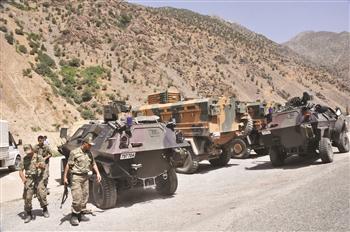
[{"left": 120, "top": 152, "right": 136, "bottom": 160}]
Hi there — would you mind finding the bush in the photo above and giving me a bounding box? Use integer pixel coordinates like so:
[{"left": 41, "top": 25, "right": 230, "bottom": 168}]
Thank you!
[
  {"left": 18, "top": 44, "right": 27, "bottom": 54},
  {"left": 0, "top": 25, "right": 7, "bottom": 33},
  {"left": 81, "top": 89, "right": 93, "bottom": 102},
  {"left": 15, "top": 28, "right": 24, "bottom": 35},
  {"left": 38, "top": 52, "right": 56, "bottom": 68},
  {"left": 22, "top": 68, "right": 32, "bottom": 77},
  {"left": 68, "top": 57, "right": 80, "bottom": 67},
  {"left": 60, "top": 66, "right": 77, "bottom": 84},
  {"left": 5, "top": 32, "right": 14, "bottom": 45},
  {"left": 81, "top": 109, "right": 95, "bottom": 119},
  {"left": 35, "top": 62, "right": 53, "bottom": 76},
  {"left": 118, "top": 13, "right": 132, "bottom": 28}
]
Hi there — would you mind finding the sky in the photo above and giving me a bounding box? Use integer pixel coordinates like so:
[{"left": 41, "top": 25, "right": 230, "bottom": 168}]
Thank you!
[{"left": 128, "top": 0, "right": 349, "bottom": 43}]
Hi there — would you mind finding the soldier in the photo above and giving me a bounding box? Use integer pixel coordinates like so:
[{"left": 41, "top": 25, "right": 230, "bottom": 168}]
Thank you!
[
  {"left": 34, "top": 135, "right": 52, "bottom": 194},
  {"left": 63, "top": 137, "right": 101, "bottom": 226},
  {"left": 19, "top": 144, "right": 49, "bottom": 223}
]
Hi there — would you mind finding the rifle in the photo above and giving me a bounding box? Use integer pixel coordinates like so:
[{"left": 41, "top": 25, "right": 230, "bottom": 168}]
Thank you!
[{"left": 60, "top": 183, "right": 69, "bottom": 209}]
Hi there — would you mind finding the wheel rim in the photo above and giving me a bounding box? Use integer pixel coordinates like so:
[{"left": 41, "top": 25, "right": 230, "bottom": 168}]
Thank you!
[
  {"left": 15, "top": 156, "right": 21, "bottom": 169},
  {"left": 233, "top": 143, "right": 243, "bottom": 154}
]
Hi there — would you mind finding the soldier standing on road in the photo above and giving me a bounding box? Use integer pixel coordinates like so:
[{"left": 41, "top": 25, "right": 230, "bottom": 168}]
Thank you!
[
  {"left": 19, "top": 144, "right": 49, "bottom": 223},
  {"left": 63, "top": 137, "right": 101, "bottom": 226},
  {"left": 34, "top": 135, "right": 52, "bottom": 195}
]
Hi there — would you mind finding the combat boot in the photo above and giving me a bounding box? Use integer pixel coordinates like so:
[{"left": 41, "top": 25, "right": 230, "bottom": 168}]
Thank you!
[
  {"left": 78, "top": 212, "right": 90, "bottom": 222},
  {"left": 70, "top": 213, "right": 79, "bottom": 226},
  {"left": 24, "top": 211, "right": 32, "bottom": 223},
  {"left": 42, "top": 206, "right": 49, "bottom": 218}
]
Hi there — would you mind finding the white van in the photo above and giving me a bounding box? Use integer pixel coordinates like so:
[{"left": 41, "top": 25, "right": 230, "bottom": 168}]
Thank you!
[{"left": 0, "top": 120, "right": 22, "bottom": 171}]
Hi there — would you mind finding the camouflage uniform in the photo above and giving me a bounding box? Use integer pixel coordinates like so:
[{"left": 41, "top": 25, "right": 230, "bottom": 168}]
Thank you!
[
  {"left": 20, "top": 152, "right": 48, "bottom": 212},
  {"left": 68, "top": 147, "right": 95, "bottom": 214},
  {"left": 33, "top": 144, "right": 52, "bottom": 189}
]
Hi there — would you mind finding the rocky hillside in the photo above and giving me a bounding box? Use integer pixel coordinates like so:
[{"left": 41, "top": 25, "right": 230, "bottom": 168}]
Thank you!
[
  {"left": 284, "top": 31, "right": 349, "bottom": 88},
  {"left": 0, "top": 0, "right": 349, "bottom": 144}
]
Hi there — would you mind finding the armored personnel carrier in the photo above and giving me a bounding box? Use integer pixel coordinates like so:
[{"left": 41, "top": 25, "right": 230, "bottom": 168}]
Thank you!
[
  {"left": 133, "top": 90, "right": 254, "bottom": 173},
  {"left": 58, "top": 101, "right": 190, "bottom": 209},
  {"left": 260, "top": 92, "right": 349, "bottom": 167}
]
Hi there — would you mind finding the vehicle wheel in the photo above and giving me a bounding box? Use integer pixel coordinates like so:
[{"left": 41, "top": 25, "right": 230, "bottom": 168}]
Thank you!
[
  {"left": 269, "top": 147, "right": 286, "bottom": 167},
  {"left": 209, "top": 150, "right": 231, "bottom": 167},
  {"left": 92, "top": 174, "right": 117, "bottom": 209},
  {"left": 337, "top": 132, "right": 349, "bottom": 153},
  {"left": 254, "top": 148, "right": 269, "bottom": 156},
  {"left": 8, "top": 155, "right": 21, "bottom": 171},
  {"left": 156, "top": 168, "right": 178, "bottom": 196},
  {"left": 226, "top": 138, "right": 250, "bottom": 159},
  {"left": 319, "top": 137, "right": 334, "bottom": 163},
  {"left": 176, "top": 150, "right": 199, "bottom": 174}
]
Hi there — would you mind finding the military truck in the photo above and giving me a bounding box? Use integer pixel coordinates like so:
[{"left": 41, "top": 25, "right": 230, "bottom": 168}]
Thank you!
[
  {"left": 260, "top": 93, "right": 349, "bottom": 167},
  {"left": 133, "top": 91, "right": 253, "bottom": 173},
  {"left": 58, "top": 102, "right": 190, "bottom": 209}
]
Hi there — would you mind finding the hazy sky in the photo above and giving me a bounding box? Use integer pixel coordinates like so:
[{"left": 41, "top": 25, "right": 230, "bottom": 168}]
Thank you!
[{"left": 128, "top": 0, "right": 349, "bottom": 43}]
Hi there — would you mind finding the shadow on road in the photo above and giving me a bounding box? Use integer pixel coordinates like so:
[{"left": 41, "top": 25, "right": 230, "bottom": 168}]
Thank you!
[
  {"left": 0, "top": 168, "right": 12, "bottom": 178},
  {"left": 116, "top": 188, "right": 174, "bottom": 208},
  {"left": 194, "top": 163, "right": 238, "bottom": 175},
  {"left": 245, "top": 154, "right": 327, "bottom": 170},
  {"left": 17, "top": 209, "right": 44, "bottom": 221}
]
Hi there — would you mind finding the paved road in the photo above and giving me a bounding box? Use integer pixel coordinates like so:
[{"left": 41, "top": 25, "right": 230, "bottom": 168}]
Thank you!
[{"left": 0, "top": 146, "right": 349, "bottom": 231}]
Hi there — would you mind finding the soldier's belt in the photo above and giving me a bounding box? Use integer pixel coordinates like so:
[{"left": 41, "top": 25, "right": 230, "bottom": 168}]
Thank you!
[{"left": 71, "top": 172, "right": 89, "bottom": 176}]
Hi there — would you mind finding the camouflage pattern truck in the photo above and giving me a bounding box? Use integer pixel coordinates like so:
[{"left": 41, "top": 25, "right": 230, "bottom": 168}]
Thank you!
[
  {"left": 133, "top": 93, "right": 253, "bottom": 173},
  {"left": 260, "top": 92, "right": 349, "bottom": 167},
  {"left": 58, "top": 102, "right": 190, "bottom": 209}
]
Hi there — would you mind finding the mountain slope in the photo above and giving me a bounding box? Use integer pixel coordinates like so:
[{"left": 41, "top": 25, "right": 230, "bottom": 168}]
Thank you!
[
  {"left": 284, "top": 31, "right": 349, "bottom": 88},
  {"left": 0, "top": 0, "right": 349, "bottom": 143}
]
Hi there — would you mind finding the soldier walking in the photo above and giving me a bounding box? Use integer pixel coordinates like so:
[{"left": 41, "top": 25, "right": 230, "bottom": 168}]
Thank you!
[
  {"left": 19, "top": 144, "right": 49, "bottom": 223},
  {"left": 34, "top": 135, "right": 52, "bottom": 194},
  {"left": 63, "top": 137, "right": 101, "bottom": 226}
]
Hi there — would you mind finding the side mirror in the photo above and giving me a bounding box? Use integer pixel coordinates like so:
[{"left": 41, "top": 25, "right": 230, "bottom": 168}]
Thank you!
[
  {"left": 60, "top": 128, "right": 68, "bottom": 139},
  {"left": 17, "top": 139, "right": 22, "bottom": 146}
]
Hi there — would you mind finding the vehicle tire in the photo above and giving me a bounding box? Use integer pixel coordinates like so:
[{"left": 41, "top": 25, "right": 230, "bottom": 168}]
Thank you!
[
  {"left": 226, "top": 138, "right": 250, "bottom": 159},
  {"left": 269, "top": 146, "right": 286, "bottom": 167},
  {"left": 209, "top": 150, "right": 231, "bottom": 167},
  {"left": 8, "top": 155, "right": 21, "bottom": 171},
  {"left": 175, "top": 150, "right": 199, "bottom": 174},
  {"left": 254, "top": 148, "right": 269, "bottom": 156},
  {"left": 337, "top": 132, "right": 349, "bottom": 153},
  {"left": 319, "top": 137, "right": 334, "bottom": 163},
  {"left": 92, "top": 174, "right": 117, "bottom": 209},
  {"left": 156, "top": 168, "right": 178, "bottom": 196}
]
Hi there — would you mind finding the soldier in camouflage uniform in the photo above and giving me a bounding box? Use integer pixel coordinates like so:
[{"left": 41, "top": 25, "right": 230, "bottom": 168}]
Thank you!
[
  {"left": 19, "top": 144, "right": 49, "bottom": 223},
  {"left": 63, "top": 137, "right": 101, "bottom": 226},
  {"left": 33, "top": 135, "right": 52, "bottom": 194}
]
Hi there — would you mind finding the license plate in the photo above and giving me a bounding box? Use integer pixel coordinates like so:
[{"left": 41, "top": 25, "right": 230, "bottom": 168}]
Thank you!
[
  {"left": 261, "top": 130, "right": 271, "bottom": 135},
  {"left": 120, "top": 152, "right": 136, "bottom": 160}
]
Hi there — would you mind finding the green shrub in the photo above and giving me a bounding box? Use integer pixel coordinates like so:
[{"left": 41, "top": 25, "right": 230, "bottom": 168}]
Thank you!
[
  {"left": 68, "top": 57, "right": 80, "bottom": 67},
  {"left": 118, "top": 13, "right": 132, "bottom": 28},
  {"left": 18, "top": 44, "right": 27, "bottom": 54},
  {"left": 5, "top": 32, "right": 14, "bottom": 45},
  {"left": 0, "top": 25, "right": 7, "bottom": 33},
  {"left": 60, "top": 66, "right": 77, "bottom": 84},
  {"left": 81, "top": 109, "right": 95, "bottom": 119},
  {"left": 38, "top": 52, "right": 56, "bottom": 68},
  {"left": 22, "top": 68, "right": 32, "bottom": 77},
  {"left": 35, "top": 62, "right": 53, "bottom": 76},
  {"left": 15, "top": 28, "right": 24, "bottom": 35},
  {"left": 81, "top": 89, "right": 92, "bottom": 102}
]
